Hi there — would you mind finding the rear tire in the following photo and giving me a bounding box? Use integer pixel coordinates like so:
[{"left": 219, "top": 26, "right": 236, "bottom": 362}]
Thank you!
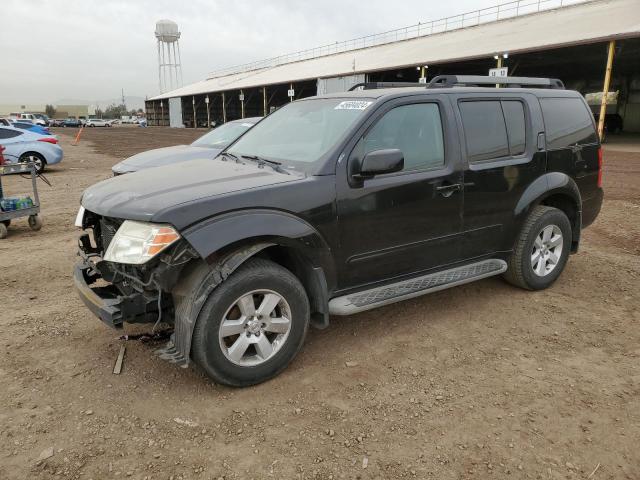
[
  {"left": 191, "top": 258, "right": 310, "bottom": 387},
  {"left": 19, "top": 152, "right": 46, "bottom": 174},
  {"left": 0, "top": 223, "right": 7, "bottom": 239},
  {"left": 504, "top": 206, "right": 572, "bottom": 290}
]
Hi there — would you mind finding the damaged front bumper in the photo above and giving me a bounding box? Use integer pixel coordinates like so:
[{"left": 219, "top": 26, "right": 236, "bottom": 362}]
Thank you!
[
  {"left": 74, "top": 262, "right": 124, "bottom": 328},
  {"left": 74, "top": 256, "right": 168, "bottom": 329}
]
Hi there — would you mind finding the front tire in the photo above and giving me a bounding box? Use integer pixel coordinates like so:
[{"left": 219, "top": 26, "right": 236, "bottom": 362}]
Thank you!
[
  {"left": 504, "top": 206, "right": 572, "bottom": 290},
  {"left": 191, "top": 258, "right": 310, "bottom": 387}
]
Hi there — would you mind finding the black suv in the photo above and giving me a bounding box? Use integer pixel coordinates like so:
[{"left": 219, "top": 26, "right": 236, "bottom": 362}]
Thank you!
[{"left": 75, "top": 75, "right": 604, "bottom": 386}]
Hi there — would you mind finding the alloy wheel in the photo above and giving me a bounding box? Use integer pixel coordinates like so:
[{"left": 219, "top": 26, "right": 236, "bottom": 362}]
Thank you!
[
  {"left": 531, "top": 224, "right": 563, "bottom": 277},
  {"left": 218, "top": 289, "right": 292, "bottom": 366},
  {"left": 21, "top": 155, "right": 43, "bottom": 173}
]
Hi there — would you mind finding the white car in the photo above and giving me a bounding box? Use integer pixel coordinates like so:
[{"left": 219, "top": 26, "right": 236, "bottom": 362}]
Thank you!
[
  {"left": 86, "top": 118, "right": 112, "bottom": 127},
  {"left": 0, "top": 126, "right": 63, "bottom": 173},
  {"left": 10, "top": 113, "right": 46, "bottom": 127}
]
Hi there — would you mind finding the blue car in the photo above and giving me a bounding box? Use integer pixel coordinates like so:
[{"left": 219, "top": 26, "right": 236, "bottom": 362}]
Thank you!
[
  {"left": 0, "top": 126, "right": 63, "bottom": 173},
  {"left": 11, "top": 121, "right": 51, "bottom": 136}
]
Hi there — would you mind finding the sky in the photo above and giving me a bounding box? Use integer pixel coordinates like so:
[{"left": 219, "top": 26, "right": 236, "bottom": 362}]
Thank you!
[{"left": 1, "top": 0, "right": 497, "bottom": 107}]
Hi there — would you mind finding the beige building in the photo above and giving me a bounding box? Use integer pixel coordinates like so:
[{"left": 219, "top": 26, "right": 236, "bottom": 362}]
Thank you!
[
  {"left": 0, "top": 104, "right": 89, "bottom": 119},
  {"left": 54, "top": 105, "right": 90, "bottom": 119},
  {"left": 0, "top": 104, "right": 47, "bottom": 116}
]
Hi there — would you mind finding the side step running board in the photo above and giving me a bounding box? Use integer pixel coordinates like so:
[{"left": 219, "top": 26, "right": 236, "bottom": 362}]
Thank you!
[{"left": 329, "top": 259, "right": 507, "bottom": 316}]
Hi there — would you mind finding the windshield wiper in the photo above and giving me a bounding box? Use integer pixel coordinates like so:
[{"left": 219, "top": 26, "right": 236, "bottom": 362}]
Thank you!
[
  {"left": 220, "top": 151, "right": 239, "bottom": 162},
  {"left": 241, "top": 154, "right": 289, "bottom": 174}
]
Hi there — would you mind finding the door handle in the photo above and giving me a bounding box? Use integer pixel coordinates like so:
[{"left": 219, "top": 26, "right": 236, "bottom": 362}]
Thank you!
[{"left": 436, "top": 183, "right": 462, "bottom": 197}]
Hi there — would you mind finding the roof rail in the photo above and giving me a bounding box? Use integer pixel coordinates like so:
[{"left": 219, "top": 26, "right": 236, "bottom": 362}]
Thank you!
[
  {"left": 427, "top": 75, "right": 565, "bottom": 89},
  {"left": 348, "top": 82, "right": 424, "bottom": 91}
]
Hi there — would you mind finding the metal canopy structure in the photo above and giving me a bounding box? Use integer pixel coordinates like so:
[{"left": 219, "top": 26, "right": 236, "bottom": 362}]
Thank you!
[{"left": 149, "top": 0, "right": 640, "bottom": 101}]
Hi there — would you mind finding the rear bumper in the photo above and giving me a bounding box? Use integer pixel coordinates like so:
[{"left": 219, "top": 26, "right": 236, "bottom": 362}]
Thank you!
[
  {"left": 582, "top": 187, "right": 604, "bottom": 229},
  {"left": 44, "top": 145, "right": 63, "bottom": 165},
  {"left": 74, "top": 263, "right": 123, "bottom": 329}
]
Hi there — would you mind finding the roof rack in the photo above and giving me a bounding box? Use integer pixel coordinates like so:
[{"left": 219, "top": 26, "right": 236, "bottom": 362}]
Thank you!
[
  {"left": 348, "top": 82, "right": 424, "bottom": 91},
  {"left": 427, "top": 75, "right": 565, "bottom": 89}
]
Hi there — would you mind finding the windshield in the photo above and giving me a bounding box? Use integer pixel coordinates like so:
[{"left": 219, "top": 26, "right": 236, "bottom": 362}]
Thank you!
[
  {"left": 191, "top": 121, "right": 255, "bottom": 148},
  {"left": 227, "top": 98, "right": 372, "bottom": 171}
]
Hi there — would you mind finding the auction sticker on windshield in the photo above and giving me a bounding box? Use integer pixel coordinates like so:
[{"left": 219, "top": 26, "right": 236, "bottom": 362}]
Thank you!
[{"left": 334, "top": 101, "right": 373, "bottom": 110}]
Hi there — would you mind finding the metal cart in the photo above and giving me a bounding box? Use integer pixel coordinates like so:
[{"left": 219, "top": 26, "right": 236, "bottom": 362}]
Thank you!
[{"left": 0, "top": 162, "right": 43, "bottom": 239}]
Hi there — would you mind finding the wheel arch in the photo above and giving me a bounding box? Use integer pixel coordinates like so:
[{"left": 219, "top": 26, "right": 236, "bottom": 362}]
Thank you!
[
  {"left": 181, "top": 209, "right": 336, "bottom": 286},
  {"left": 19, "top": 151, "right": 47, "bottom": 164},
  {"left": 515, "top": 172, "right": 582, "bottom": 252},
  {"left": 159, "top": 212, "right": 334, "bottom": 366}
]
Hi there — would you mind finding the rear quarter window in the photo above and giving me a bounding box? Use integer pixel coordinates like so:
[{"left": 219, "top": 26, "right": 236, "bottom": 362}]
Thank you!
[
  {"left": 0, "top": 128, "right": 23, "bottom": 139},
  {"left": 540, "top": 97, "right": 598, "bottom": 149}
]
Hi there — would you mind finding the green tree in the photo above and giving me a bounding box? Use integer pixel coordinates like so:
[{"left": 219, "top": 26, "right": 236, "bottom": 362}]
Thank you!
[
  {"left": 104, "top": 103, "right": 128, "bottom": 119},
  {"left": 45, "top": 104, "right": 56, "bottom": 118}
]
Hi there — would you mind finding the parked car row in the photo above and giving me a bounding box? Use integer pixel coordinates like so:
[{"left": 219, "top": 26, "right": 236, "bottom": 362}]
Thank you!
[{"left": 1, "top": 118, "right": 51, "bottom": 135}]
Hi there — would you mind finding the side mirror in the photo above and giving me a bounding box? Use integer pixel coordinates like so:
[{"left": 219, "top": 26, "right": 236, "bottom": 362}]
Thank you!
[{"left": 358, "top": 149, "right": 404, "bottom": 178}]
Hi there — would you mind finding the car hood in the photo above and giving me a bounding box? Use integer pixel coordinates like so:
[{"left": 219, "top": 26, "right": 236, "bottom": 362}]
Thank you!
[
  {"left": 112, "top": 145, "right": 220, "bottom": 173},
  {"left": 82, "top": 157, "right": 301, "bottom": 228}
]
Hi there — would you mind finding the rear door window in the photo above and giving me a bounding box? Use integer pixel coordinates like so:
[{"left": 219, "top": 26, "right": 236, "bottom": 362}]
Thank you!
[
  {"left": 540, "top": 97, "right": 598, "bottom": 149},
  {"left": 459, "top": 101, "right": 509, "bottom": 162},
  {"left": 460, "top": 99, "right": 528, "bottom": 162}
]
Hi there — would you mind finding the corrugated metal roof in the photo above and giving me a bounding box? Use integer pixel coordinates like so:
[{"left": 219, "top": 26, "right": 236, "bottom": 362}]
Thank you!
[{"left": 150, "top": 0, "right": 640, "bottom": 101}]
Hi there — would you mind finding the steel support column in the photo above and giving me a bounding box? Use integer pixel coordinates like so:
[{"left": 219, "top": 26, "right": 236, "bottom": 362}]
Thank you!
[
  {"left": 263, "top": 87, "right": 267, "bottom": 116},
  {"left": 206, "top": 95, "right": 211, "bottom": 127},
  {"left": 222, "top": 92, "right": 227, "bottom": 123},
  {"left": 192, "top": 96, "right": 196, "bottom": 128}
]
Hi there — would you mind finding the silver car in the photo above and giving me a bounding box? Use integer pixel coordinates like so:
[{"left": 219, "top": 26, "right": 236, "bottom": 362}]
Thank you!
[
  {"left": 86, "top": 118, "right": 112, "bottom": 127},
  {"left": 112, "top": 117, "right": 261, "bottom": 175}
]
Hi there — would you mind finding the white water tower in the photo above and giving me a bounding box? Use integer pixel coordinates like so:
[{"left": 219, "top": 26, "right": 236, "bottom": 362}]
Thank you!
[{"left": 155, "top": 19, "right": 183, "bottom": 94}]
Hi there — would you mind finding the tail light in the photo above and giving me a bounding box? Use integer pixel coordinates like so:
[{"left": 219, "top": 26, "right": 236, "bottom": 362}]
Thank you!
[
  {"left": 0, "top": 145, "right": 5, "bottom": 165},
  {"left": 38, "top": 137, "right": 58, "bottom": 145},
  {"left": 597, "top": 147, "right": 603, "bottom": 188}
]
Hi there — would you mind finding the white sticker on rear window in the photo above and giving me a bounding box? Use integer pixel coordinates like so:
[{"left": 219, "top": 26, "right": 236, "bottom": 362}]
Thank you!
[
  {"left": 241, "top": 123, "right": 253, "bottom": 127},
  {"left": 334, "top": 101, "right": 373, "bottom": 111}
]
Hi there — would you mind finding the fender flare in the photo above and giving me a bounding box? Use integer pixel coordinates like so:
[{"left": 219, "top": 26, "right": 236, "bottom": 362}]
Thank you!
[
  {"left": 158, "top": 210, "right": 334, "bottom": 366},
  {"left": 156, "top": 242, "right": 275, "bottom": 366},
  {"left": 182, "top": 209, "right": 335, "bottom": 279},
  {"left": 515, "top": 172, "right": 582, "bottom": 245}
]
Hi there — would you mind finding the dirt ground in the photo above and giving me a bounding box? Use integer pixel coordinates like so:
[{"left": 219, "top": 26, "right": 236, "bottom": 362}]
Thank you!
[{"left": 0, "top": 126, "right": 638, "bottom": 480}]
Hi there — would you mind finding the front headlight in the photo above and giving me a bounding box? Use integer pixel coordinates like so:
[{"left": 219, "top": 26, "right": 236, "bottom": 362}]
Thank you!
[{"left": 104, "top": 220, "right": 180, "bottom": 265}]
